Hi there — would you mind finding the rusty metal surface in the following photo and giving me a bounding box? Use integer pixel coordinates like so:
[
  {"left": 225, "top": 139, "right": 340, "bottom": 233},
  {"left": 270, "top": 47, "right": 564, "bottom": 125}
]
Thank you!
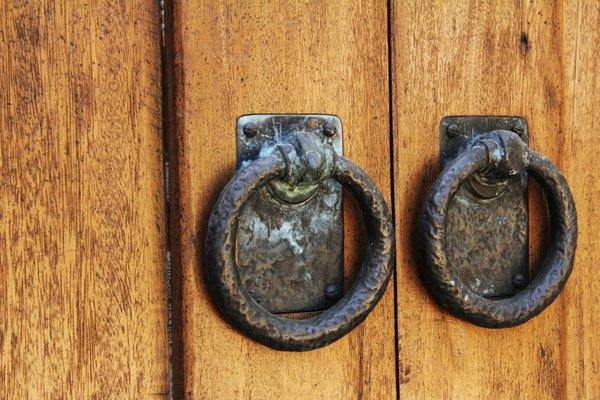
[
  {"left": 236, "top": 115, "right": 343, "bottom": 313},
  {"left": 440, "top": 116, "right": 529, "bottom": 297},
  {"left": 419, "top": 128, "right": 577, "bottom": 327},
  {"left": 206, "top": 131, "right": 394, "bottom": 350}
]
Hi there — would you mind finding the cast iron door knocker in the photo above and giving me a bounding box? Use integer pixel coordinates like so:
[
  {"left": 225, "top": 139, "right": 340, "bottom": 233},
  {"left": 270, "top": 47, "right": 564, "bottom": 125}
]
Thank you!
[
  {"left": 206, "top": 115, "right": 394, "bottom": 351},
  {"left": 419, "top": 117, "right": 577, "bottom": 328}
]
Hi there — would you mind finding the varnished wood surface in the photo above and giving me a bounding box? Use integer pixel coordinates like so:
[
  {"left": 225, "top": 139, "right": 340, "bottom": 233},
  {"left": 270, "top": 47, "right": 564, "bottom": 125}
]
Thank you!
[
  {"left": 391, "top": 1, "right": 599, "bottom": 399},
  {"left": 0, "top": 1, "right": 169, "bottom": 398},
  {"left": 170, "top": 1, "right": 396, "bottom": 399}
]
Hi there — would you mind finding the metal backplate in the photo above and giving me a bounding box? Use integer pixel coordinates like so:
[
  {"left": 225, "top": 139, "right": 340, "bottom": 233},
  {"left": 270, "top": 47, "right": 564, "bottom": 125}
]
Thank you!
[
  {"left": 236, "top": 114, "right": 343, "bottom": 313},
  {"left": 440, "top": 116, "right": 529, "bottom": 298}
]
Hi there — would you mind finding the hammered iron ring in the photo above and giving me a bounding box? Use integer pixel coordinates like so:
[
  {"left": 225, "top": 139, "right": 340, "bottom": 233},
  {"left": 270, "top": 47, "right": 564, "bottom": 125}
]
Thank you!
[
  {"left": 206, "top": 138, "right": 394, "bottom": 351},
  {"left": 419, "top": 130, "right": 577, "bottom": 328}
]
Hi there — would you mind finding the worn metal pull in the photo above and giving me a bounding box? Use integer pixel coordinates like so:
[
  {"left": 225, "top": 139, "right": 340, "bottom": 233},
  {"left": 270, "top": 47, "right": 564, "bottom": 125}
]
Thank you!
[
  {"left": 206, "top": 115, "right": 394, "bottom": 351},
  {"left": 419, "top": 121, "right": 577, "bottom": 328}
]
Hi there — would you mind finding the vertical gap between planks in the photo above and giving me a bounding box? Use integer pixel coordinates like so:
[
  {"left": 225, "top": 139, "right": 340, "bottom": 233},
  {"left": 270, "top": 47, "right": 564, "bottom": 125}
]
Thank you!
[
  {"left": 159, "top": 0, "right": 184, "bottom": 399},
  {"left": 386, "top": 0, "right": 401, "bottom": 399}
]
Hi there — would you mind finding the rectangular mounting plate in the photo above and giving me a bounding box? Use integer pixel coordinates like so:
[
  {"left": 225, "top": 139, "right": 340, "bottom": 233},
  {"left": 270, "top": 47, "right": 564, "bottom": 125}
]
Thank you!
[
  {"left": 440, "top": 116, "right": 529, "bottom": 298},
  {"left": 236, "top": 114, "right": 343, "bottom": 313}
]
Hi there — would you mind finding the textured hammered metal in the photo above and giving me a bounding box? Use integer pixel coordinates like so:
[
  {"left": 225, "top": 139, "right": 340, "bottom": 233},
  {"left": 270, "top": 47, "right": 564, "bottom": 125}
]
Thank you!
[
  {"left": 419, "top": 130, "right": 577, "bottom": 327},
  {"left": 206, "top": 134, "right": 394, "bottom": 351}
]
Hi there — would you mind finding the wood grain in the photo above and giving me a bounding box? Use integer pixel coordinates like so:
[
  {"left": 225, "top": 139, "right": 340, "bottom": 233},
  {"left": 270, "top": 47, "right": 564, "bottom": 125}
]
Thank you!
[
  {"left": 171, "top": 1, "right": 396, "bottom": 399},
  {"left": 391, "top": 1, "right": 599, "bottom": 399},
  {"left": 562, "top": 1, "right": 600, "bottom": 398},
  {"left": 0, "top": 1, "right": 169, "bottom": 398}
]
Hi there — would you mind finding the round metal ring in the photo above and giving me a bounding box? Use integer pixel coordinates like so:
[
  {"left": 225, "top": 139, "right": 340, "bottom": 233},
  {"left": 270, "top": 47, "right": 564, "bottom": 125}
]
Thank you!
[
  {"left": 419, "top": 133, "right": 577, "bottom": 327},
  {"left": 206, "top": 150, "right": 394, "bottom": 351}
]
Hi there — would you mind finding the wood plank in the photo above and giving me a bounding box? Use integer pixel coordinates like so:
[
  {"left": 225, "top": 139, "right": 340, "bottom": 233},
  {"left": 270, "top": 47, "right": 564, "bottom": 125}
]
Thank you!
[
  {"left": 390, "top": 1, "right": 592, "bottom": 398},
  {"left": 0, "top": 1, "right": 169, "bottom": 398},
  {"left": 562, "top": 1, "right": 600, "bottom": 398},
  {"left": 171, "top": 1, "right": 396, "bottom": 399}
]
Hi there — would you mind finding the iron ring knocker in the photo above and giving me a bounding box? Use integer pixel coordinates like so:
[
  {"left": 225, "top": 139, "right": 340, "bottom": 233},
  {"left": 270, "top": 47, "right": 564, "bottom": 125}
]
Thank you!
[
  {"left": 419, "top": 130, "right": 577, "bottom": 328},
  {"left": 206, "top": 133, "right": 394, "bottom": 351}
]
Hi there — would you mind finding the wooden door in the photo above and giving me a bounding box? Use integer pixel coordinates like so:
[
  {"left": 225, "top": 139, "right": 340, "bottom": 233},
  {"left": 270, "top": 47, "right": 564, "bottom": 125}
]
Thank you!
[
  {"left": 169, "top": 1, "right": 599, "bottom": 399},
  {"left": 2, "top": 1, "right": 598, "bottom": 399}
]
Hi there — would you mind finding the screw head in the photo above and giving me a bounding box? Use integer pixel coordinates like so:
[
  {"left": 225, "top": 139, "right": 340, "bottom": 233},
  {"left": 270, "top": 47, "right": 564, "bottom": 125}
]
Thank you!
[
  {"left": 243, "top": 122, "right": 258, "bottom": 138},
  {"left": 512, "top": 272, "right": 528, "bottom": 289},
  {"left": 446, "top": 124, "right": 461, "bottom": 138},
  {"left": 324, "top": 284, "right": 341, "bottom": 300},
  {"left": 323, "top": 122, "right": 336, "bottom": 137},
  {"left": 512, "top": 121, "right": 526, "bottom": 137}
]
